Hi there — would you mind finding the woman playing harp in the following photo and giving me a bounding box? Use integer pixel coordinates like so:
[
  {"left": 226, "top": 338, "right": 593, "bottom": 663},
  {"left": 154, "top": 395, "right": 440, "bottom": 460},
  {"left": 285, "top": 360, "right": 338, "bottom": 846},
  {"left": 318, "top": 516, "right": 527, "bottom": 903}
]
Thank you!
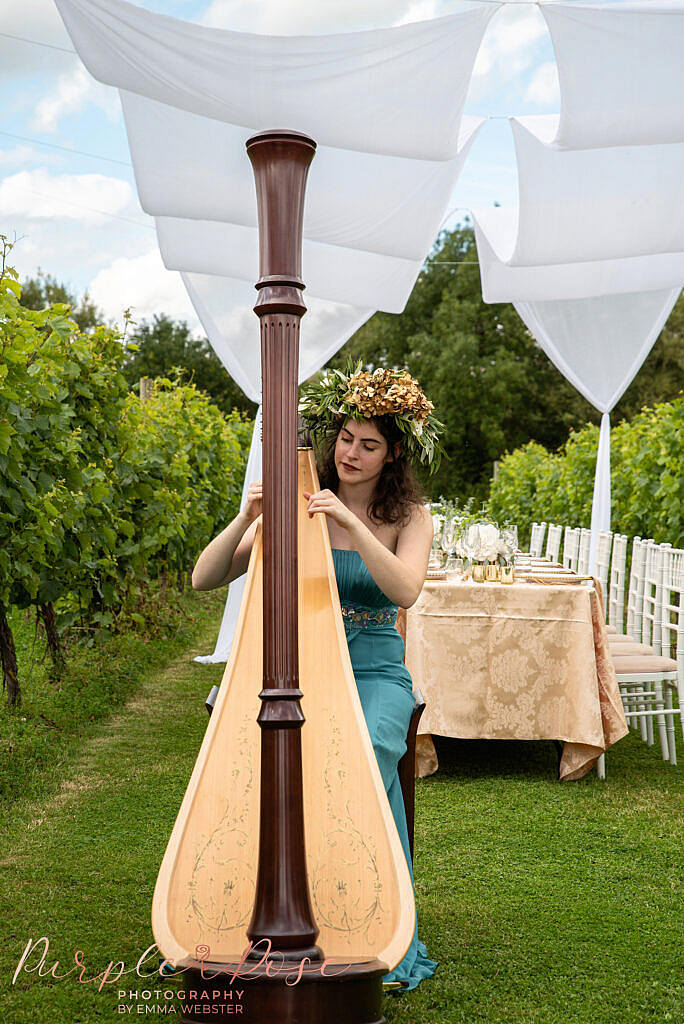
[{"left": 192, "top": 362, "right": 443, "bottom": 993}]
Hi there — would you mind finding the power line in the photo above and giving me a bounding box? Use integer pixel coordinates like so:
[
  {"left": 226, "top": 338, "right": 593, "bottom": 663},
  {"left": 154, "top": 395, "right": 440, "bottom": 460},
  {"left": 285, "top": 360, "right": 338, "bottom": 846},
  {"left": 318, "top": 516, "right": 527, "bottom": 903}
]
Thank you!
[
  {"left": 9, "top": 185, "right": 155, "bottom": 231},
  {"left": 0, "top": 31, "right": 76, "bottom": 55},
  {"left": 0, "top": 130, "right": 132, "bottom": 169}
]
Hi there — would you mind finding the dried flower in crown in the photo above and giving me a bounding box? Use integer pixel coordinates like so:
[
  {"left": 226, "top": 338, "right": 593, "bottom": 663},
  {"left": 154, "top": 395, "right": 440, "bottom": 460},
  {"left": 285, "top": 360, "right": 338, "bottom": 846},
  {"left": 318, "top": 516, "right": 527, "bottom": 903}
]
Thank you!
[{"left": 298, "top": 359, "right": 445, "bottom": 474}]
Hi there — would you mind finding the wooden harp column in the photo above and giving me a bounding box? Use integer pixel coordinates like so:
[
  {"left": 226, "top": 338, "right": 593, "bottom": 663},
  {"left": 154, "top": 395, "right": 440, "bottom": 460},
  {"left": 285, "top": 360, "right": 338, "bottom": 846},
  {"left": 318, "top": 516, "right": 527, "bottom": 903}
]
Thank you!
[{"left": 245, "top": 129, "right": 319, "bottom": 959}]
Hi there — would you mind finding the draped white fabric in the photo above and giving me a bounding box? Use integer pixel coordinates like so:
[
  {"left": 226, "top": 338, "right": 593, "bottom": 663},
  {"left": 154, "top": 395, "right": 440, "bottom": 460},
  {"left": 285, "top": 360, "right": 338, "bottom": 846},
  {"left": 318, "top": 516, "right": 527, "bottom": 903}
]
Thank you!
[
  {"left": 181, "top": 273, "right": 374, "bottom": 405},
  {"left": 589, "top": 413, "right": 612, "bottom": 567},
  {"left": 194, "top": 405, "right": 263, "bottom": 665},
  {"left": 474, "top": 208, "right": 684, "bottom": 303},
  {"left": 121, "top": 93, "right": 484, "bottom": 262},
  {"left": 54, "top": 0, "right": 496, "bottom": 159},
  {"left": 495, "top": 118, "right": 684, "bottom": 266},
  {"left": 161, "top": 220, "right": 420, "bottom": 313},
  {"left": 541, "top": 2, "right": 684, "bottom": 149},
  {"left": 514, "top": 290, "right": 681, "bottom": 415},
  {"left": 513, "top": 289, "right": 680, "bottom": 569}
]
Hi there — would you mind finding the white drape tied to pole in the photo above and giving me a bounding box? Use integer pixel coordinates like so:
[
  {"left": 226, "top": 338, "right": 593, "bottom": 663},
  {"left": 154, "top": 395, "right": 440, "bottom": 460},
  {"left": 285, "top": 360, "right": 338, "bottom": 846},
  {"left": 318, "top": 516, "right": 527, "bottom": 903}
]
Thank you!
[
  {"left": 194, "top": 405, "right": 263, "bottom": 665},
  {"left": 511, "top": 291, "right": 681, "bottom": 573},
  {"left": 589, "top": 413, "right": 612, "bottom": 572}
]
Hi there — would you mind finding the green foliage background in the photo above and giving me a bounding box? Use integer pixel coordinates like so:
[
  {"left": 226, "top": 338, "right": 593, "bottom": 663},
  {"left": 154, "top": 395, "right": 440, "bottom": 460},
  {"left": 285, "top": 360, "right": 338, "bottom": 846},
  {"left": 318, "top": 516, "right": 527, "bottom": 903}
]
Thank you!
[
  {"left": 489, "top": 398, "right": 683, "bottom": 549},
  {"left": 1, "top": 244, "right": 252, "bottom": 703}
]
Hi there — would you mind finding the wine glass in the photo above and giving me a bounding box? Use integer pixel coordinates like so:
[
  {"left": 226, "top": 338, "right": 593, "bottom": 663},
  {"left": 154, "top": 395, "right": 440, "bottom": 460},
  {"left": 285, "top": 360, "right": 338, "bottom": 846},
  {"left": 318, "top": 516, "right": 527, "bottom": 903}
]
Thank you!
[
  {"left": 429, "top": 513, "right": 444, "bottom": 568},
  {"left": 461, "top": 522, "right": 480, "bottom": 569},
  {"left": 441, "top": 516, "right": 457, "bottom": 571},
  {"left": 502, "top": 524, "right": 519, "bottom": 558}
]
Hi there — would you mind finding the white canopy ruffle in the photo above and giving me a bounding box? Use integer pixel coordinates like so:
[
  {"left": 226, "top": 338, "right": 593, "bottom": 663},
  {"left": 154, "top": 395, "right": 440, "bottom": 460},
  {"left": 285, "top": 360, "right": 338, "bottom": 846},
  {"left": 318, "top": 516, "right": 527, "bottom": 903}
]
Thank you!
[{"left": 541, "top": 1, "right": 684, "bottom": 149}]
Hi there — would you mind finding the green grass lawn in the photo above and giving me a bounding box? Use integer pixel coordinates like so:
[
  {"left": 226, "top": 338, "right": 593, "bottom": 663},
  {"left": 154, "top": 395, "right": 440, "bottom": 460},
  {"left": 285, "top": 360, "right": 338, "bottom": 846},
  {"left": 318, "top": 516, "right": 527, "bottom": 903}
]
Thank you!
[{"left": 1, "top": 592, "right": 682, "bottom": 1024}]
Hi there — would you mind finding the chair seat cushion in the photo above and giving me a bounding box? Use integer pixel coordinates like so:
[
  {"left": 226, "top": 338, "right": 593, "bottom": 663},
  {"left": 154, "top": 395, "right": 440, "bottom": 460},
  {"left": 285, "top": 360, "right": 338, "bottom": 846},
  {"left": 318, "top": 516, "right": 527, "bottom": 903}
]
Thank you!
[
  {"left": 610, "top": 642, "right": 657, "bottom": 655},
  {"left": 605, "top": 624, "right": 618, "bottom": 634},
  {"left": 612, "top": 654, "right": 678, "bottom": 674}
]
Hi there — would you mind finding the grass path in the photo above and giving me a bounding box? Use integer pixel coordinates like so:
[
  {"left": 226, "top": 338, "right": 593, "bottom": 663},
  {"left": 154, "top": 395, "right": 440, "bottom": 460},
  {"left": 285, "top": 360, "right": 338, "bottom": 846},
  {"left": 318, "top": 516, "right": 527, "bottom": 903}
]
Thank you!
[{"left": 1, "top": 595, "right": 682, "bottom": 1023}]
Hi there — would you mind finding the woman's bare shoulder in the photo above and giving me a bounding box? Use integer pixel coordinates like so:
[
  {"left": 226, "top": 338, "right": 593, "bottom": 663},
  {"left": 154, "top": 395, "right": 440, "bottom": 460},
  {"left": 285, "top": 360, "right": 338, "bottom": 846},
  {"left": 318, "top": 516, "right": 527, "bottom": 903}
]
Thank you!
[{"left": 396, "top": 502, "right": 433, "bottom": 543}]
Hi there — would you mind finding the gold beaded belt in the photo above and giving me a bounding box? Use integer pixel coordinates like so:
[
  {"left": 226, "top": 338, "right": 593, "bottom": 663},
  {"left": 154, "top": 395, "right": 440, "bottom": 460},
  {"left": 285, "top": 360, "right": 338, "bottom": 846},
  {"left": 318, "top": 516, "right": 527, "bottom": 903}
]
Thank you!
[{"left": 340, "top": 602, "right": 397, "bottom": 629}]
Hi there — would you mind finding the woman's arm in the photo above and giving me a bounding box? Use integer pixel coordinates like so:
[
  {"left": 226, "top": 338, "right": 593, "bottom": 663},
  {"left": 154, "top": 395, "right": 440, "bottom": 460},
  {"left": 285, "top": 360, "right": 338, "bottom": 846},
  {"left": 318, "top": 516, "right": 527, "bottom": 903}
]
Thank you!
[
  {"left": 303, "top": 490, "right": 433, "bottom": 608},
  {"left": 347, "top": 506, "right": 433, "bottom": 608},
  {"left": 191, "top": 482, "right": 262, "bottom": 591}
]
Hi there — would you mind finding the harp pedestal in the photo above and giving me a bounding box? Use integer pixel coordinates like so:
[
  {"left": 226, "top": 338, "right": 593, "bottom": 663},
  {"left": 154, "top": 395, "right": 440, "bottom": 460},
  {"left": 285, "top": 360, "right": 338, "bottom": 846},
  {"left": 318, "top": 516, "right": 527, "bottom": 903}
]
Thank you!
[{"left": 178, "top": 959, "right": 388, "bottom": 1023}]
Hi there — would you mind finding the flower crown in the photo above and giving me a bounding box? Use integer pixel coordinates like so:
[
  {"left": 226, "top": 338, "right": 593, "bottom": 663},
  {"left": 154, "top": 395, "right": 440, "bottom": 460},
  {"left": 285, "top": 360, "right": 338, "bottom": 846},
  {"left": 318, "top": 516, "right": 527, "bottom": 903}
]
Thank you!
[{"left": 298, "top": 359, "right": 446, "bottom": 473}]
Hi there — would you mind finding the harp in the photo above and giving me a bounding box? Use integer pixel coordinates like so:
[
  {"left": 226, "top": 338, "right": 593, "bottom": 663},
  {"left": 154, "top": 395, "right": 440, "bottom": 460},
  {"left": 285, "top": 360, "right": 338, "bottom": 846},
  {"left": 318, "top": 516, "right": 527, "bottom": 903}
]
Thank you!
[{"left": 152, "top": 131, "right": 415, "bottom": 1023}]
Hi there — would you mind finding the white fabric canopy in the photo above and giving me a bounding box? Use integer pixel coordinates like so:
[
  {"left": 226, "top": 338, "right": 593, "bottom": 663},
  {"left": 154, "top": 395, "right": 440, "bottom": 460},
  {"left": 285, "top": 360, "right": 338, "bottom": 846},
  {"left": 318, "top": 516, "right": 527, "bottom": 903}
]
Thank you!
[
  {"left": 473, "top": 208, "right": 684, "bottom": 303},
  {"left": 514, "top": 289, "right": 681, "bottom": 568},
  {"left": 160, "top": 220, "right": 422, "bottom": 314},
  {"left": 54, "top": 0, "right": 684, "bottom": 636},
  {"left": 181, "top": 273, "right": 374, "bottom": 405},
  {"left": 514, "top": 290, "right": 680, "bottom": 416},
  {"left": 121, "top": 93, "right": 483, "bottom": 261},
  {"left": 541, "top": 1, "right": 684, "bottom": 149},
  {"left": 491, "top": 117, "right": 684, "bottom": 266},
  {"left": 54, "top": 0, "right": 496, "bottom": 159}
]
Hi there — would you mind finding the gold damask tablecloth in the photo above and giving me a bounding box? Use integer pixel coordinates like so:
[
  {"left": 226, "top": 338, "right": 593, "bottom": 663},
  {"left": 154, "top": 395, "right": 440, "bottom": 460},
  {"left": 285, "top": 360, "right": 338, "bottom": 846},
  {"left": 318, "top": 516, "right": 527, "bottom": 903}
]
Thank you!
[{"left": 404, "top": 580, "right": 628, "bottom": 781}]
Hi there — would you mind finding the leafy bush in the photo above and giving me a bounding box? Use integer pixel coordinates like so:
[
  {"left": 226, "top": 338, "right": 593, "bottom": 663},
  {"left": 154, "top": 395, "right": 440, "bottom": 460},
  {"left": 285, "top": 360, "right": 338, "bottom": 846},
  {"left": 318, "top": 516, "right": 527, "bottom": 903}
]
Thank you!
[
  {"left": 0, "top": 240, "right": 252, "bottom": 704},
  {"left": 489, "top": 398, "right": 683, "bottom": 549}
]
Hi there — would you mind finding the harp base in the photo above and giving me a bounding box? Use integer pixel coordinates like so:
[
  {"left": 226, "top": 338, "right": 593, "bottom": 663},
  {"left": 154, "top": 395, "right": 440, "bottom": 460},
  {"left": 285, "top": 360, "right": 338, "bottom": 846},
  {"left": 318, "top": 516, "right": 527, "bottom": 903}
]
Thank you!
[{"left": 178, "top": 959, "right": 388, "bottom": 1023}]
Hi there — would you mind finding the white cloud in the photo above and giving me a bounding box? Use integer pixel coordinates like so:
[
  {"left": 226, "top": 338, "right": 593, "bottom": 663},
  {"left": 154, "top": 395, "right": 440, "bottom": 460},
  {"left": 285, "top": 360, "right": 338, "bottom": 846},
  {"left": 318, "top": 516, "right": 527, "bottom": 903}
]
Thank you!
[
  {"left": 0, "top": 144, "right": 65, "bottom": 167},
  {"left": 200, "top": 0, "right": 426, "bottom": 33},
  {"left": 394, "top": 1, "right": 440, "bottom": 27},
  {"left": 30, "top": 65, "right": 120, "bottom": 134},
  {"left": 473, "top": 5, "right": 548, "bottom": 79},
  {"left": 88, "top": 250, "right": 200, "bottom": 329},
  {"left": 524, "top": 61, "right": 560, "bottom": 107},
  {"left": 0, "top": 168, "right": 133, "bottom": 224}
]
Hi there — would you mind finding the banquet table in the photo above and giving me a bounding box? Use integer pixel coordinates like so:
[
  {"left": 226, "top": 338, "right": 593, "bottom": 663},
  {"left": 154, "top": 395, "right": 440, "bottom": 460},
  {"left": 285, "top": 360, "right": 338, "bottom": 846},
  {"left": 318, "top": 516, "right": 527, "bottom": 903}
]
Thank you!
[{"left": 404, "top": 575, "right": 628, "bottom": 781}]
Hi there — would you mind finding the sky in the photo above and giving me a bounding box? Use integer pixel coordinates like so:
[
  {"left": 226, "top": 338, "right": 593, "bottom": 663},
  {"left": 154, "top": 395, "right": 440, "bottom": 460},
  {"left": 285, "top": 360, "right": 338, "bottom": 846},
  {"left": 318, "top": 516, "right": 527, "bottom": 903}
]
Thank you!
[{"left": 0, "top": 0, "right": 566, "bottom": 333}]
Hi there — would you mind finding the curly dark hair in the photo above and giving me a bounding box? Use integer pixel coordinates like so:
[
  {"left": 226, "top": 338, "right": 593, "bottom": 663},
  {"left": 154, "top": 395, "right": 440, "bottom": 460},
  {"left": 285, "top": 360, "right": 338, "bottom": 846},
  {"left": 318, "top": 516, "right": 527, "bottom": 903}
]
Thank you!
[{"left": 316, "top": 416, "right": 426, "bottom": 526}]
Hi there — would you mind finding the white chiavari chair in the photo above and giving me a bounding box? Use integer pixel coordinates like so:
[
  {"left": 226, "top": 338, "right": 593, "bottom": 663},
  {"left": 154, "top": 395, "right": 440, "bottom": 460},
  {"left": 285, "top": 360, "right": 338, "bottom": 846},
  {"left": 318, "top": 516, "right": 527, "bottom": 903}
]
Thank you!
[
  {"left": 610, "top": 542, "right": 679, "bottom": 764},
  {"left": 607, "top": 534, "right": 629, "bottom": 635},
  {"left": 660, "top": 546, "right": 684, "bottom": 748},
  {"left": 594, "top": 530, "right": 613, "bottom": 615},
  {"left": 562, "top": 526, "right": 580, "bottom": 571},
  {"left": 545, "top": 523, "right": 562, "bottom": 563},
  {"left": 529, "top": 521, "right": 546, "bottom": 558},
  {"left": 609, "top": 539, "right": 660, "bottom": 742},
  {"left": 577, "top": 527, "right": 592, "bottom": 574}
]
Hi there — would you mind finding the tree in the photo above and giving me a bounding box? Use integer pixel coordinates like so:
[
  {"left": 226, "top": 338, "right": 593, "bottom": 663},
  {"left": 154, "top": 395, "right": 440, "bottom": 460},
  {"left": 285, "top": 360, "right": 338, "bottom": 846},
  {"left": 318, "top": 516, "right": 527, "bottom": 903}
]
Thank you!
[
  {"left": 325, "top": 224, "right": 684, "bottom": 501},
  {"left": 122, "top": 314, "right": 257, "bottom": 418},
  {"left": 20, "top": 270, "right": 103, "bottom": 334}
]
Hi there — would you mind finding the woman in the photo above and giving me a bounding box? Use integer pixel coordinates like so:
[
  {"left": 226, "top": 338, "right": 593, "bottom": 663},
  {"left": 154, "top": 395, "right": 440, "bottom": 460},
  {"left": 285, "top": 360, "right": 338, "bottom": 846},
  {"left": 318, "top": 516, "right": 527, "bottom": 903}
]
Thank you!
[{"left": 192, "top": 363, "right": 444, "bottom": 993}]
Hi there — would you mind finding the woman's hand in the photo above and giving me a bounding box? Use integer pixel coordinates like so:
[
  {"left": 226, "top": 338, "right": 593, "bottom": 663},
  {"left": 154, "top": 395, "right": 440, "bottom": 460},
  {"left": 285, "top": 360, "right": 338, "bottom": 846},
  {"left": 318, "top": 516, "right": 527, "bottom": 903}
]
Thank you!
[
  {"left": 303, "top": 489, "right": 355, "bottom": 530},
  {"left": 242, "top": 481, "right": 263, "bottom": 524}
]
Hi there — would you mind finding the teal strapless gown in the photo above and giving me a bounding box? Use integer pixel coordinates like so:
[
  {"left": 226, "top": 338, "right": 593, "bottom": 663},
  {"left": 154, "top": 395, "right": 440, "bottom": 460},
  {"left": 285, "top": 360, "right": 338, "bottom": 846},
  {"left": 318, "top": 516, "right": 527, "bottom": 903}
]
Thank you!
[{"left": 331, "top": 548, "right": 438, "bottom": 994}]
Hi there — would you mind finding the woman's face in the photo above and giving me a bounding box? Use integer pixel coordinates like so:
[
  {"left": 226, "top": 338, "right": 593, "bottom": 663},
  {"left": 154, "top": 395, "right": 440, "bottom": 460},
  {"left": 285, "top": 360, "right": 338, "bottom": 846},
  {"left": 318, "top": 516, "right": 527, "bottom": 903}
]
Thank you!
[{"left": 334, "top": 418, "right": 392, "bottom": 485}]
